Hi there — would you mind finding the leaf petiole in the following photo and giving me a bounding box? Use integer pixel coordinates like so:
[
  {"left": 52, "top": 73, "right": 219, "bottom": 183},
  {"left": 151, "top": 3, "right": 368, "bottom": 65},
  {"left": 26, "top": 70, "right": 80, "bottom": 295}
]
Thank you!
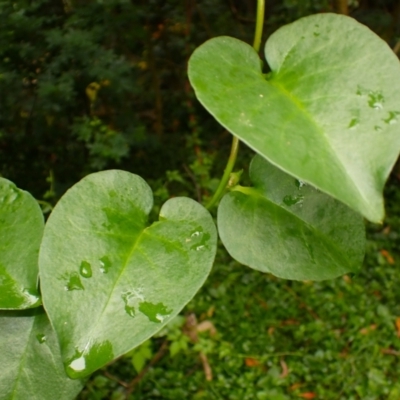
[{"left": 206, "top": 0, "right": 265, "bottom": 209}]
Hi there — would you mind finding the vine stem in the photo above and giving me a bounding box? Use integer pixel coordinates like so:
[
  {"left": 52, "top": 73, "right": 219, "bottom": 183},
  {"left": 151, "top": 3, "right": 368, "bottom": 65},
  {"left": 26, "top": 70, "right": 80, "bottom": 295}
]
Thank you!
[
  {"left": 206, "top": 136, "right": 239, "bottom": 209},
  {"left": 206, "top": 0, "right": 265, "bottom": 210},
  {"left": 253, "top": 0, "right": 265, "bottom": 53}
]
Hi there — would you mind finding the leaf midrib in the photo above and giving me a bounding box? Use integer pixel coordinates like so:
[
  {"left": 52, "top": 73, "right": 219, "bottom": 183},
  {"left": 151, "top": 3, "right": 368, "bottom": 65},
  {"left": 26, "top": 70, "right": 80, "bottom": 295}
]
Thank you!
[
  {"left": 267, "top": 78, "right": 368, "bottom": 213},
  {"left": 74, "top": 221, "right": 187, "bottom": 364},
  {"left": 77, "top": 227, "right": 147, "bottom": 358}
]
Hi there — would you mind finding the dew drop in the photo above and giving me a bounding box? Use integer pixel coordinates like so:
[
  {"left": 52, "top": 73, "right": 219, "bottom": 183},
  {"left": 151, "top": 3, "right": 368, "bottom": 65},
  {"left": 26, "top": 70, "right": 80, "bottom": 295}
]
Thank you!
[
  {"left": 121, "top": 289, "right": 144, "bottom": 317},
  {"left": 188, "top": 227, "right": 210, "bottom": 251},
  {"left": 69, "top": 355, "right": 86, "bottom": 372},
  {"left": 99, "top": 256, "right": 112, "bottom": 274},
  {"left": 65, "top": 341, "right": 113, "bottom": 379},
  {"left": 295, "top": 180, "right": 306, "bottom": 189},
  {"left": 139, "top": 301, "right": 172, "bottom": 323},
  {"left": 156, "top": 314, "right": 166, "bottom": 322},
  {"left": 283, "top": 195, "right": 304, "bottom": 206},
  {"left": 348, "top": 118, "right": 359, "bottom": 129},
  {"left": 125, "top": 305, "right": 136, "bottom": 317},
  {"left": 79, "top": 261, "right": 92, "bottom": 278},
  {"left": 383, "top": 111, "right": 400, "bottom": 125},
  {"left": 368, "top": 91, "right": 384, "bottom": 110},
  {"left": 22, "top": 288, "right": 41, "bottom": 307},
  {"left": 259, "top": 94, "right": 264, "bottom": 98},
  {"left": 36, "top": 334, "right": 46, "bottom": 344},
  {"left": 65, "top": 273, "right": 84, "bottom": 291},
  {"left": 65, "top": 350, "right": 87, "bottom": 378},
  {"left": 374, "top": 125, "right": 383, "bottom": 132}
]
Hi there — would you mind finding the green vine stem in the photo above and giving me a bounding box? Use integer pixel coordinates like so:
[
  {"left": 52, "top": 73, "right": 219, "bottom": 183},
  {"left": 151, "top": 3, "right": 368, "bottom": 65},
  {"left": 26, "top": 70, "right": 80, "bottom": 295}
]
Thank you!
[
  {"left": 206, "top": 135, "right": 240, "bottom": 209},
  {"left": 206, "top": 0, "right": 265, "bottom": 210},
  {"left": 253, "top": 0, "right": 265, "bottom": 54}
]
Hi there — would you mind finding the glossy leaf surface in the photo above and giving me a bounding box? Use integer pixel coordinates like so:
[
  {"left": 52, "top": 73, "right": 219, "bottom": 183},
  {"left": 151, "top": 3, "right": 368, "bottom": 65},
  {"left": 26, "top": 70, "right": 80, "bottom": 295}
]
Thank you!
[
  {"left": 218, "top": 155, "right": 366, "bottom": 280},
  {"left": 0, "top": 308, "right": 83, "bottom": 400},
  {"left": 189, "top": 13, "right": 400, "bottom": 223},
  {"left": 0, "top": 178, "right": 44, "bottom": 309},
  {"left": 39, "top": 170, "right": 217, "bottom": 378}
]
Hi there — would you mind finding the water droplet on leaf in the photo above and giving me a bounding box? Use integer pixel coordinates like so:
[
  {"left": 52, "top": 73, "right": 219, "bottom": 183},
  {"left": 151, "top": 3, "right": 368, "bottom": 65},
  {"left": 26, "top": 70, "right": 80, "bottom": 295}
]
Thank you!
[
  {"left": 188, "top": 227, "right": 210, "bottom": 250},
  {"left": 139, "top": 301, "right": 172, "bottom": 323},
  {"left": 156, "top": 314, "right": 166, "bottom": 323},
  {"left": 383, "top": 111, "right": 400, "bottom": 125},
  {"left": 125, "top": 305, "right": 135, "bottom": 317},
  {"left": 22, "top": 288, "right": 41, "bottom": 307},
  {"left": 65, "top": 273, "right": 84, "bottom": 291},
  {"left": 69, "top": 355, "right": 86, "bottom": 372},
  {"left": 121, "top": 288, "right": 144, "bottom": 317},
  {"left": 79, "top": 261, "right": 92, "bottom": 278},
  {"left": 368, "top": 91, "right": 384, "bottom": 110},
  {"left": 295, "top": 180, "right": 306, "bottom": 189},
  {"left": 36, "top": 334, "right": 46, "bottom": 344},
  {"left": 65, "top": 341, "right": 114, "bottom": 379},
  {"left": 348, "top": 118, "right": 359, "bottom": 129},
  {"left": 99, "top": 256, "right": 112, "bottom": 273},
  {"left": 283, "top": 195, "right": 304, "bottom": 206}
]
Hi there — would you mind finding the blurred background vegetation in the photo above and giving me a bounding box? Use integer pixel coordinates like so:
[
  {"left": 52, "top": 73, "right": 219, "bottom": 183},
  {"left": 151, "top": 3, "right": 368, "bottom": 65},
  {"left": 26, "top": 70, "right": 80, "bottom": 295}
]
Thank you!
[
  {"left": 1, "top": 0, "right": 400, "bottom": 398},
  {"left": 1, "top": 0, "right": 399, "bottom": 203}
]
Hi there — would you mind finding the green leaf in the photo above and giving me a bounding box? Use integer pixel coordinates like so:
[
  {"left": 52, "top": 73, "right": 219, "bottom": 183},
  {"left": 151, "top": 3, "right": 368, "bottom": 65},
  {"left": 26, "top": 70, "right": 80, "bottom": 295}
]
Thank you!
[
  {"left": 0, "top": 308, "right": 84, "bottom": 400},
  {"left": 169, "top": 340, "right": 181, "bottom": 357},
  {"left": 131, "top": 340, "right": 152, "bottom": 373},
  {"left": 217, "top": 155, "right": 366, "bottom": 280},
  {"left": 188, "top": 14, "right": 400, "bottom": 223},
  {"left": 39, "top": 170, "right": 217, "bottom": 379},
  {"left": 0, "top": 178, "right": 44, "bottom": 309}
]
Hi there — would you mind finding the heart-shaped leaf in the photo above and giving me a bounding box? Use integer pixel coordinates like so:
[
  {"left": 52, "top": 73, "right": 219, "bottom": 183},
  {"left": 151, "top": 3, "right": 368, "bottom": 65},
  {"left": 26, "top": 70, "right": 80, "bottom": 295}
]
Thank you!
[
  {"left": 39, "top": 170, "right": 217, "bottom": 378},
  {"left": 0, "top": 308, "right": 84, "bottom": 400},
  {"left": 188, "top": 13, "right": 400, "bottom": 223},
  {"left": 218, "top": 155, "right": 366, "bottom": 280},
  {"left": 0, "top": 178, "right": 44, "bottom": 309}
]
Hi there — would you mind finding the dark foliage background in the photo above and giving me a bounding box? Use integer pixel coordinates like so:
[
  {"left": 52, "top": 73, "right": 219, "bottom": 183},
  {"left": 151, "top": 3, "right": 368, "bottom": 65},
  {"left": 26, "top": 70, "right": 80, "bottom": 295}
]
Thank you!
[{"left": 1, "top": 0, "right": 399, "bottom": 203}]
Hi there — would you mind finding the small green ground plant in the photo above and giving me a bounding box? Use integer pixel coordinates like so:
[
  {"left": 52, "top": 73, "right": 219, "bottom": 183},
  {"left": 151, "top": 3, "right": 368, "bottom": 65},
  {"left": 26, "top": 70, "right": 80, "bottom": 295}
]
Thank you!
[{"left": 1, "top": 1, "right": 400, "bottom": 398}]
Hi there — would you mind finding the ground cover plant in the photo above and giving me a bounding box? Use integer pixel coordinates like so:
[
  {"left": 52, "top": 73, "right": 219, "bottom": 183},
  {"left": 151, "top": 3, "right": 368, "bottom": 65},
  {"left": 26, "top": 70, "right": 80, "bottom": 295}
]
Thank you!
[{"left": 1, "top": 0, "right": 400, "bottom": 399}]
